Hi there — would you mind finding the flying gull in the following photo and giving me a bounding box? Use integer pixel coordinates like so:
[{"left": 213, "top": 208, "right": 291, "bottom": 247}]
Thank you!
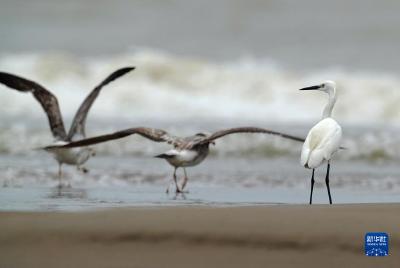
[{"left": 0, "top": 67, "right": 135, "bottom": 187}]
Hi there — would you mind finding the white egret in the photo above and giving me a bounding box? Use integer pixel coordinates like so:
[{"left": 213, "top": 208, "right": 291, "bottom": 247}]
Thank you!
[{"left": 299, "top": 81, "right": 342, "bottom": 204}]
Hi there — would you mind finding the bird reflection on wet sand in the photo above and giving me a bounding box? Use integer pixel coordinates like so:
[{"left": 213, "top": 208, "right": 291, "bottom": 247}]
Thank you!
[{"left": 49, "top": 187, "right": 88, "bottom": 199}]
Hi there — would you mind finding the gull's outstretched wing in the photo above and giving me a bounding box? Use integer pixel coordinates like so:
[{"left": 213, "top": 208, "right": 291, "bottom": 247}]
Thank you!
[
  {"left": 0, "top": 72, "right": 67, "bottom": 140},
  {"left": 193, "top": 127, "right": 305, "bottom": 147},
  {"left": 44, "top": 127, "right": 183, "bottom": 149},
  {"left": 67, "top": 67, "right": 135, "bottom": 139}
]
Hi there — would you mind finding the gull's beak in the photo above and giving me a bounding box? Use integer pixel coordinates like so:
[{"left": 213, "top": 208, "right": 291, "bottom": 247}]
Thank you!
[
  {"left": 39, "top": 144, "right": 65, "bottom": 152},
  {"left": 299, "top": 85, "right": 321, "bottom": 91}
]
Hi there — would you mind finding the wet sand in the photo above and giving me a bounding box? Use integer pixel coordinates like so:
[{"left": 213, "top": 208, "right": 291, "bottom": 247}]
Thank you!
[{"left": 0, "top": 204, "right": 399, "bottom": 267}]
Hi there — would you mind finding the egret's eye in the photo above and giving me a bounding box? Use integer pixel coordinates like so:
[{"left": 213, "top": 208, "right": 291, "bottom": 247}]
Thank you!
[{"left": 321, "top": 84, "right": 325, "bottom": 88}]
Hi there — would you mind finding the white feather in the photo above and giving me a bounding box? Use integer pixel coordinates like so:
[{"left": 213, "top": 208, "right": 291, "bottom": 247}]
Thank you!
[
  {"left": 47, "top": 140, "right": 92, "bottom": 166},
  {"left": 301, "top": 117, "right": 342, "bottom": 169}
]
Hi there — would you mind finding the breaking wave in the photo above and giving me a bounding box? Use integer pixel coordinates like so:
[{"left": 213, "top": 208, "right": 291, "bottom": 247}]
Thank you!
[
  {"left": 0, "top": 50, "right": 400, "bottom": 162},
  {"left": 0, "top": 50, "right": 400, "bottom": 124}
]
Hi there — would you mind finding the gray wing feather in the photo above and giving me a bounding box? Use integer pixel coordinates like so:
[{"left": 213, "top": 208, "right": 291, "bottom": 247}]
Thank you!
[
  {"left": 0, "top": 72, "right": 67, "bottom": 140},
  {"left": 67, "top": 67, "right": 135, "bottom": 139},
  {"left": 194, "top": 127, "right": 305, "bottom": 147},
  {"left": 44, "top": 127, "right": 182, "bottom": 149}
]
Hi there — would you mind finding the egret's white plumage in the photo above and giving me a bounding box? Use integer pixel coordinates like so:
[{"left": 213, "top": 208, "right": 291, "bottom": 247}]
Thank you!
[
  {"left": 301, "top": 118, "right": 342, "bottom": 169},
  {"left": 299, "top": 80, "right": 343, "bottom": 204}
]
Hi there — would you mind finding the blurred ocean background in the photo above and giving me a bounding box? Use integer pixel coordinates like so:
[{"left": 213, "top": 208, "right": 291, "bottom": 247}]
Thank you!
[{"left": 1, "top": 0, "right": 400, "bottom": 210}]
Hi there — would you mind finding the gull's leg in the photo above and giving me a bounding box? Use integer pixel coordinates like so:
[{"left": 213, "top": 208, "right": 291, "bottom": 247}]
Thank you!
[
  {"left": 166, "top": 167, "right": 177, "bottom": 194},
  {"left": 325, "top": 161, "right": 333, "bottom": 205},
  {"left": 173, "top": 167, "right": 184, "bottom": 194},
  {"left": 57, "top": 163, "right": 63, "bottom": 189},
  {"left": 180, "top": 168, "right": 189, "bottom": 192},
  {"left": 174, "top": 192, "right": 187, "bottom": 200},
  {"left": 309, "top": 169, "right": 315, "bottom": 205}
]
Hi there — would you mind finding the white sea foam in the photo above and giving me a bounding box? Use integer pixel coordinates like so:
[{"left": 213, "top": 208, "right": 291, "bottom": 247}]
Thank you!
[
  {"left": 1, "top": 50, "right": 400, "bottom": 161},
  {"left": 1, "top": 50, "right": 400, "bottom": 124}
]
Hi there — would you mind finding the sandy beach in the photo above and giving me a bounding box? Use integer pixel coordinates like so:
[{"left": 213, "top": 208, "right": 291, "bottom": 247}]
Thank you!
[{"left": 0, "top": 204, "right": 398, "bottom": 268}]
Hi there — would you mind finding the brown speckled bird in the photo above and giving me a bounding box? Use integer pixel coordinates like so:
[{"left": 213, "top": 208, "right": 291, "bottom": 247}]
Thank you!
[{"left": 44, "top": 126, "right": 305, "bottom": 193}]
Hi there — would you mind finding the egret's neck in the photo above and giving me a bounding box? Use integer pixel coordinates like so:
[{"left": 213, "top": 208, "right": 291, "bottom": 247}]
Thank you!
[{"left": 322, "top": 89, "right": 337, "bottom": 119}]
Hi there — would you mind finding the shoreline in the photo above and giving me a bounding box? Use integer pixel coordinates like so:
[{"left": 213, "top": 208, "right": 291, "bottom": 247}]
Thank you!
[{"left": 1, "top": 204, "right": 399, "bottom": 267}]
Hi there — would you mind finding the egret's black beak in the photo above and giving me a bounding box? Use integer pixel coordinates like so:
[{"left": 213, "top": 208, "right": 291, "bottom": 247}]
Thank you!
[{"left": 299, "top": 85, "right": 320, "bottom": 91}]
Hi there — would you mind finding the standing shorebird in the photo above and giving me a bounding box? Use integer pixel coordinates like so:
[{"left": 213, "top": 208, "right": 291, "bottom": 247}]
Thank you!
[
  {"left": 44, "top": 126, "right": 305, "bottom": 193},
  {"left": 0, "top": 67, "right": 135, "bottom": 187},
  {"left": 299, "top": 81, "right": 342, "bottom": 204}
]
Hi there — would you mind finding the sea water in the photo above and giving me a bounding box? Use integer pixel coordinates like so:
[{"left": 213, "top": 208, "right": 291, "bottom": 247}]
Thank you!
[{"left": 1, "top": 0, "right": 400, "bottom": 211}]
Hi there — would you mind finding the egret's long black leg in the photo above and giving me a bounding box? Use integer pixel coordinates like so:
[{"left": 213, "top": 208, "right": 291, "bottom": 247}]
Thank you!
[
  {"left": 309, "top": 169, "right": 315, "bottom": 205},
  {"left": 325, "top": 162, "right": 333, "bottom": 204}
]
